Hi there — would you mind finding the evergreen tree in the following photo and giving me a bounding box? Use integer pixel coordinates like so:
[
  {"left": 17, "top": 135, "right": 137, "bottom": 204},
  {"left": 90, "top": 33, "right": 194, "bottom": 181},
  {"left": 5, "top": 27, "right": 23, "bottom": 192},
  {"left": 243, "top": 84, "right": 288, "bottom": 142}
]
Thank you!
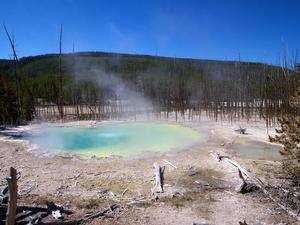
[{"left": 269, "top": 70, "right": 300, "bottom": 176}]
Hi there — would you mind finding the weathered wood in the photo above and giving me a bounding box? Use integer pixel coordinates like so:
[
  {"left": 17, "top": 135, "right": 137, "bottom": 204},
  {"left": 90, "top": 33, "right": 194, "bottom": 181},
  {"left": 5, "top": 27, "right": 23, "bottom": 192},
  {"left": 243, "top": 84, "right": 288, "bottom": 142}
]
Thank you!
[
  {"left": 238, "top": 220, "right": 248, "bottom": 225},
  {"left": 79, "top": 204, "right": 120, "bottom": 223},
  {"left": 193, "top": 223, "right": 217, "bottom": 225},
  {"left": 152, "top": 163, "right": 164, "bottom": 195},
  {"left": 235, "top": 169, "right": 247, "bottom": 193},
  {"left": 46, "top": 201, "right": 64, "bottom": 220},
  {"left": 0, "top": 185, "right": 8, "bottom": 203},
  {"left": 121, "top": 188, "right": 128, "bottom": 196},
  {"left": 235, "top": 170, "right": 259, "bottom": 193},
  {"left": 239, "top": 126, "right": 247, "bottom": 134},
  {"left": 212, "top": 152, "right": 300, "bottom": 222},
  {"left": 5, "top": 167, "right": 17, "bottom": 225},
  {"left": 163, "top": 159, "right": 178, "bottom": 169},
  {"left": 235, "top": 181, "right": 247, "bottom": 193},
  {"left": 211, "top": 152, "right": 264, "bottom": 189},
  {"left": 212, "top": 152, "right": 264, "bottom": 189},
  {"left": 235, "top": 126, "right": 247, "bottom": 134}
]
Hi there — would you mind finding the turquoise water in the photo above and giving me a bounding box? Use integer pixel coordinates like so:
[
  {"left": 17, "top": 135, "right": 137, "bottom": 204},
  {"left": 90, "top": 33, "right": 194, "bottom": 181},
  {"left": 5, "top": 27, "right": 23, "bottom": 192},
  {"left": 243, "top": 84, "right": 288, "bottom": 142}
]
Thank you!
[
  {"left": 23, "top": 123, "right": 201, "bottom": 157},
  {"left": 231, "top": 137, "right": 283, "bottom": 160}
]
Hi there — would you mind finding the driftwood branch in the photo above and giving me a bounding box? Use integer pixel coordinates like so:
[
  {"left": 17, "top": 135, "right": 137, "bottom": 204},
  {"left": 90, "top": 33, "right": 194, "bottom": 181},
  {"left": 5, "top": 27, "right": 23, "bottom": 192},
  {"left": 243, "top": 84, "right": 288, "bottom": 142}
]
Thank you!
[{"left": 163, "top": 159, "right": 178, "bottom": 169}]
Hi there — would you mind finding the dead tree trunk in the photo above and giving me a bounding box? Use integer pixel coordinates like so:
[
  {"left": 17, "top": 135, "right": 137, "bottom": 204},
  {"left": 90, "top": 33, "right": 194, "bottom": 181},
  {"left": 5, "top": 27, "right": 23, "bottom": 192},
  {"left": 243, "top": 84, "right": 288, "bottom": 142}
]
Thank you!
[
  {"left": 3, "top": 25, "right": 21, "bottom": 124},
  {"left": 151, "top": 163, "right": 164, "bottom": 195},
  {"left": 6, "top": 167, "right": 17, "bottom": 225},
  {"left": 58, "top": 24, "right": 64, "bottom": 120}
]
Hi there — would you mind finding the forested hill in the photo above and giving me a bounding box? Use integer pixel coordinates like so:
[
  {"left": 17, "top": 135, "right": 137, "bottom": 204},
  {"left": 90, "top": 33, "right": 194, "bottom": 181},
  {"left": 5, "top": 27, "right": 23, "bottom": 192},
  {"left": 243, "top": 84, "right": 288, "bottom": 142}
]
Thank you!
[
  {"left": 0, "top": 51, "right": 298, "bottom": 125},
  {"left": 0, "top": 51, "right": 266, "bottom": 79}
]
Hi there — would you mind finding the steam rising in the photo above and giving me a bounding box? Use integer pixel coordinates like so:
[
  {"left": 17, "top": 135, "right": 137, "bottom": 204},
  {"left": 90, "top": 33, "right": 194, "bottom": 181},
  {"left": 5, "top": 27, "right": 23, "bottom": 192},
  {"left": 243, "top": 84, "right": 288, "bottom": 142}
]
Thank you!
[{"left": 65, "top": 55, "right": 153, "bottom": 116}]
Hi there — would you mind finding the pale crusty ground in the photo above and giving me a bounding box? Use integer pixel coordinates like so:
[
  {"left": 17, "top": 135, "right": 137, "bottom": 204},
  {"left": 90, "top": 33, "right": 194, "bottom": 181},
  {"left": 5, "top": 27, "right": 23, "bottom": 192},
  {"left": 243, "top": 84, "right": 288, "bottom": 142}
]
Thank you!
[{"left": 0, "top": 118, "right": 296, "bottom": 225}]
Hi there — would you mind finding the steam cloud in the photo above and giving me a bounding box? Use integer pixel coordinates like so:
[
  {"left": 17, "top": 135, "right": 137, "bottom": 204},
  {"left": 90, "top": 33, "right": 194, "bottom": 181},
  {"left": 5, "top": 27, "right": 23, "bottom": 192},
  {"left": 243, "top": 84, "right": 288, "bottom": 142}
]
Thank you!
[{"left": 64, "top": 55, "right": 153, "bottom": 115}]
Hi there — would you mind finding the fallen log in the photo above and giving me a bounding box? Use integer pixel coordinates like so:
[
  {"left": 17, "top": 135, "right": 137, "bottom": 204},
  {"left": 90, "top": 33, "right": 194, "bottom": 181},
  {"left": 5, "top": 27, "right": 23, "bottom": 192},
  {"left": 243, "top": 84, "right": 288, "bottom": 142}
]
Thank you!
[
  {"left": 39, "top": 205, "right": 121, "bottom": 225},
  {"left": 211, "top": 152, "right": 300, "bottom": 222},
  {"left": 15, "top": 203, "right": 107, "bottom": 224},
  {"left": 79, "top": 204, "right": 120, "bottom": 223},
  {"left": 235, "top": 169, "right": 259, "bottom": 193},
  {"left": 211, "top": 152, "right": 264, "bottom": 189},
  {"left": 46, "top": 201, "right": 64, "bottom": 220},
  {"left": 235, "top": 169, "right": 247, "bottom": 193}
]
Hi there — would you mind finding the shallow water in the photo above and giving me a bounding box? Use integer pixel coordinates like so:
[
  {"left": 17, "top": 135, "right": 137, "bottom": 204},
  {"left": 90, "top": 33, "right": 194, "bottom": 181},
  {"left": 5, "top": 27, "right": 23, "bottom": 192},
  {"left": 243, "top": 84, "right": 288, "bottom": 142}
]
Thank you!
[
  {"left": 230, "top": 137, "right": 283, "bottom": 160},
  {"left": 22, "top": 122, "right": 202, "bottom": 157}
]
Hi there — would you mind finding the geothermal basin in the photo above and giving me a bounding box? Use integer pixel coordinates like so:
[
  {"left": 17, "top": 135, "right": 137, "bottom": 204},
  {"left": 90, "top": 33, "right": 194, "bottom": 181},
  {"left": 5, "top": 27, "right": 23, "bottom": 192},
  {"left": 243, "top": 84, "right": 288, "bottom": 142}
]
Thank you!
[
  {"left": 22, "top": 122, "right": 202, "bottom": 157},
  {"left": 230, "top": 137, "right": 283, "bottom": 161}
]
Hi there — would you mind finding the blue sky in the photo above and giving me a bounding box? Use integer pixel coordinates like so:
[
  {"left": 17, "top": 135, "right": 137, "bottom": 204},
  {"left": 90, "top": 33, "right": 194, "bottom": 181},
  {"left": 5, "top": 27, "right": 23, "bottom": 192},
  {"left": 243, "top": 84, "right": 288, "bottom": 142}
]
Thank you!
[{"left": 0, "top": 0, "right": 299, "bottom": 63}]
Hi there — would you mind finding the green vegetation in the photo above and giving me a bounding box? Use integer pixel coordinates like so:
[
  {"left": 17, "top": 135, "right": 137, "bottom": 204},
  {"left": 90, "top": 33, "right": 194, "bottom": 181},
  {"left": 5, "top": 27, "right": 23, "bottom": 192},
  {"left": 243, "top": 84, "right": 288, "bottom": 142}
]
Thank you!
[
  {"left": 0, "top": 51, "right": 298, "bottom": 125},
  {"left": 270, "top": 84, "right": 300, "bottom": 176}
]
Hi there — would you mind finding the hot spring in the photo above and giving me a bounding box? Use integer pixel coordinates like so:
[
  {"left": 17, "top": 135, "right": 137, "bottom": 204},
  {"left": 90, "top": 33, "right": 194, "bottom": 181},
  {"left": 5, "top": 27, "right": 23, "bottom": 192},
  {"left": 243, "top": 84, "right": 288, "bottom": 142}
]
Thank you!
[
  {"left": 22, "top": 122, "right": 202, "bottom": 157},
  {"left": 230, "top": 137, "right": 283, "bottom": 161}
]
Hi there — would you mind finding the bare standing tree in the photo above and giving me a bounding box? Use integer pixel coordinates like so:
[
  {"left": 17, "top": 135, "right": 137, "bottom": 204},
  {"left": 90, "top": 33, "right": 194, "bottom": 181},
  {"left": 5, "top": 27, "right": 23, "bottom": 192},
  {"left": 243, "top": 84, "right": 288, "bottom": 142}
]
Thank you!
[
  {"left": 3, "top": 24, "right": 21, "bottom": 124},
  {"left": 58, "top": 24, "right": 64, "bottom": 119}
]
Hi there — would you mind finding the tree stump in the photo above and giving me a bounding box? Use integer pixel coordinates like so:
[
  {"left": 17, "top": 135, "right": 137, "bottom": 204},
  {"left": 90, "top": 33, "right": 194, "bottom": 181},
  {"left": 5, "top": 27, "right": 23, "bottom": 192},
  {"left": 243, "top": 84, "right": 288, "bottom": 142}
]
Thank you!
[{"left": 6, "top": 167, "right": 17, "bottom": 225}]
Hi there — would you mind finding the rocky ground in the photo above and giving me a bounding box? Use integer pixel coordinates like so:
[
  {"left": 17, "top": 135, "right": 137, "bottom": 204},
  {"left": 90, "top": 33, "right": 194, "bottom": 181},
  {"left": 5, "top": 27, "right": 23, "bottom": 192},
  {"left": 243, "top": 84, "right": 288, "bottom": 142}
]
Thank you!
[{"left": 0, "top": 119, "right": 297, "bottom": 225}]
